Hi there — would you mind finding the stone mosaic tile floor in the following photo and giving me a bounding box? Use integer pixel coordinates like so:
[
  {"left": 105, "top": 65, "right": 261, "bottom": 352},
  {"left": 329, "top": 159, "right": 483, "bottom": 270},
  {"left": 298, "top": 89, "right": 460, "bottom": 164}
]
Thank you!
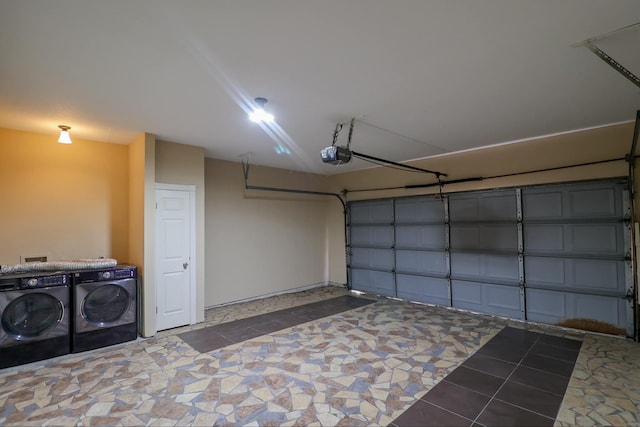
[{"left": 0, "top": 285, "right": 639, "bottom": 426}]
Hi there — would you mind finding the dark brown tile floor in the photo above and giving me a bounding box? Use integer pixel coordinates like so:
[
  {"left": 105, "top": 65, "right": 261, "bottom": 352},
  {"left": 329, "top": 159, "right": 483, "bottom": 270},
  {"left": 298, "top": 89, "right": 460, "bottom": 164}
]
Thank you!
[
  {"left": 178, "top": 295, "right": 375, "bottom": 353},
  {"left": 390, "top": 326, "right": 582, "bottom": 427}
]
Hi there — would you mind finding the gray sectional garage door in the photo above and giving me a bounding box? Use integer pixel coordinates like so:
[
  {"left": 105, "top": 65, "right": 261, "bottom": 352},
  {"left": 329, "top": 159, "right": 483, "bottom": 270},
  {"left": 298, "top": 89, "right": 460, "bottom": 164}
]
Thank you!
[
  {"left": 449, "top": 190, "right": 523, "bottom": 319},
  {"left": 522, "top": 182, "right": 631, "bottom": 331},
  {"left": 395, "top": 197, "right": 449, "bottom": 305},
  {"left": 348, "top": 179, "right": 634, "bottom": 336},
  {"left": 349, "top": 200, "right": 395, "bottom": 297}
]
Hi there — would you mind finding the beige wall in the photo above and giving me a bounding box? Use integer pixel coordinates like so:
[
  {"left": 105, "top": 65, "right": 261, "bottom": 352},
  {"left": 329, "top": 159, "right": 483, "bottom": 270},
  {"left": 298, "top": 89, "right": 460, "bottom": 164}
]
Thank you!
[
  {"left": 0, "top": 127, "right": 129, "bottom": 265},
  {"left": 330, "top": 122, "right": 632, "bottom": 200},
  {"left": 128, "top": 133, "right": 156, "bottom": 337},
  {"left": 128, "top": 134, "right": 146, "bottom": 274},
  {"left": 326, "top": 122, "right": 636, "bottom": 284},
  {"left": 326, "top": 203, "right": 348, "bottom": 285},
  {"left": 204, "top": 159, "right": 335, "bottom": 307},
  {"left": 155, "top": 140, "right": 206, "bottom": 324}
]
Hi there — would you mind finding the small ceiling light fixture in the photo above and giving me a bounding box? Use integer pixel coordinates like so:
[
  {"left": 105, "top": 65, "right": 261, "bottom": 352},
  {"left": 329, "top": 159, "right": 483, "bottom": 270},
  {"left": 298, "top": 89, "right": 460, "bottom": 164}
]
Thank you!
[
  {"left": 57, "top": 125, "right": 72, "bottom": 144},
  {"left": 249, "top": 97, "right": 274, "bottom": 123}
]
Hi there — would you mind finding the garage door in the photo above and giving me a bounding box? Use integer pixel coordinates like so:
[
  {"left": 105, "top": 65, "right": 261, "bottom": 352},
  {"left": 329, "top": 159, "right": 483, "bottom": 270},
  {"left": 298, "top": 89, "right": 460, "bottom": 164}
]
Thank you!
[
  {"left": 449, "top": 189, "right": 523, "bottom": 319},
  {"left": 522, "top": 182, "right": 631, "bottom": 333},
  {"left": 349, "top": 200, "right": 395, "bottom": 297},
  {"left": 347, "top": 179, "right": 634, "bottom": 336},
  {"left": 395, "top": 197, "right": 449, "bottom": 306}
]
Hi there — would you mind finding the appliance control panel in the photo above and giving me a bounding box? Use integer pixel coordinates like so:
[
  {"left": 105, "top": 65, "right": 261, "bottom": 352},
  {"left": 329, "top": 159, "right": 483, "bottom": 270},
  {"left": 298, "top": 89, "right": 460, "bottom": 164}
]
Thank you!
[
  {"left": 19, "top": 273, "right": 69, "bottom": 289},
  {"left": 73, "top": 266, "right": 137, "bottom": 283},
  {"left": 113, "top": 267, "right": 136, "bottom": 279}
]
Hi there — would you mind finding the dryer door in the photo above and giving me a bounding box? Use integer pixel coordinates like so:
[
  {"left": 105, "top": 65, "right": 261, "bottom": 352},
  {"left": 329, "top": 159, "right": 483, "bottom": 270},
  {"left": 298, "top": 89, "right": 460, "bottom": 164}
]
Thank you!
[
  {"left": 76, "top": 279, "right": 136, "bottom": 333},
  {"left": 0, "top": 286, "right": 69, "bottom": 345}
]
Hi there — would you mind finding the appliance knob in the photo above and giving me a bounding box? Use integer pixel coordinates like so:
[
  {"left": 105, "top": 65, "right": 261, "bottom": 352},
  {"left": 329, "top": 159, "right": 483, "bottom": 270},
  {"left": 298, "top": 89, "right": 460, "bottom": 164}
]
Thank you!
[
  {"left": 27, "top": 278, "right": 38, "bottom": 287},
  {"left": 102, "top": 271, "right": 112, "bottom": 279}
]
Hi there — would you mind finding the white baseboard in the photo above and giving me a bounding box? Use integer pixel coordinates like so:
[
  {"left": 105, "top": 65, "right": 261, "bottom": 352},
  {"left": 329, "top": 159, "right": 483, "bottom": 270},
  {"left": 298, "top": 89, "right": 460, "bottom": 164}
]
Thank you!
[{"left": 205, "top": 281, "right": 346, "bottom": 311}]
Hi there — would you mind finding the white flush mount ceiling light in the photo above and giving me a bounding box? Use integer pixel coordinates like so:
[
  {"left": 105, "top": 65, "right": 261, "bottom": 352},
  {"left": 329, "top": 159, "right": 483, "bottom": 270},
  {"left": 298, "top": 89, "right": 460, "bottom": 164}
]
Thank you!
[
  {"left": 57, "top": 125, "right": 72, "bottom": 144},
  {"left": 249, "top": 97, "right": 274, "bottom": 123}
]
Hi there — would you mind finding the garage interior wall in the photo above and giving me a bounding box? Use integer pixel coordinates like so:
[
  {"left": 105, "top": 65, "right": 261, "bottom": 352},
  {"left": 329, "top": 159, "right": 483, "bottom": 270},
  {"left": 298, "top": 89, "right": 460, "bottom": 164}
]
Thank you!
[
  {"left": 1, "top": 121, "right": 637, "bottom": 337},
  {"left": 0, "top": 127, "right": 129, "bottom": 265},
  {"left": 204, "top": 158, "right": 333, "bottom": 308},
  {"left": 326, "top": 122, "right": 637, "bottom": 285}
]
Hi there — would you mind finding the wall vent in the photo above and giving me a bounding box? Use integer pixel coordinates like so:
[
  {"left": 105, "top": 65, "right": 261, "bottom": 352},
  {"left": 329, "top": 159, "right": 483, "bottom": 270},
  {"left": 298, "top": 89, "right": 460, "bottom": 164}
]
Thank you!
[{"left": 23, "top": 256, "right": 47, "bottom": 263}]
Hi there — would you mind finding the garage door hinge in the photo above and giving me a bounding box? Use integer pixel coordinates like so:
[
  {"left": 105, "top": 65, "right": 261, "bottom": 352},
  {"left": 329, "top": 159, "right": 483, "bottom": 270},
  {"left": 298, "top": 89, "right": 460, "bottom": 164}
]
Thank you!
[
  {"left": 156, "top": 306, "right": 158, "bottom": 314},
  {"left": 626, "top": 289, "right": 635, "bottom": 302}
]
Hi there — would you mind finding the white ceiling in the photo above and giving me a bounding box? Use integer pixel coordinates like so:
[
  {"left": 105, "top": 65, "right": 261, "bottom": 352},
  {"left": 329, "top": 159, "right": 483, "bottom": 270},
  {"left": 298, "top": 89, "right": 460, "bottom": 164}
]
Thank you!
[{"left": 1, "top": 1, "right": 639, "bottom": 175}]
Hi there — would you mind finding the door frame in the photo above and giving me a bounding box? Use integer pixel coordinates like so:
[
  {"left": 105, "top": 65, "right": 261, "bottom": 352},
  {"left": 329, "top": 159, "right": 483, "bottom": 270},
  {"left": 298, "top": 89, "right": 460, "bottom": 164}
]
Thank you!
[{"left": 154, "top": 183, "right": 197, "bottom": 326}]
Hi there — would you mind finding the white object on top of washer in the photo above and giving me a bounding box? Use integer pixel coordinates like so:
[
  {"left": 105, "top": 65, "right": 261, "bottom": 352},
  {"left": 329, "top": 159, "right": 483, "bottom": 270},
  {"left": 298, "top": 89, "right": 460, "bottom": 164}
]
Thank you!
[{"left": 0, "top": 258, "right": 118, "bottom": 275}]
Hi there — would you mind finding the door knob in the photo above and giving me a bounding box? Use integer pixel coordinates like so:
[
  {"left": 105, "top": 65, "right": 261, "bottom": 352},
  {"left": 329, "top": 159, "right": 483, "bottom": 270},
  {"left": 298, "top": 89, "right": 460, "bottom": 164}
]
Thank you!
[{"left": 183, "top": 262, "right": 189, "bottom": 270}]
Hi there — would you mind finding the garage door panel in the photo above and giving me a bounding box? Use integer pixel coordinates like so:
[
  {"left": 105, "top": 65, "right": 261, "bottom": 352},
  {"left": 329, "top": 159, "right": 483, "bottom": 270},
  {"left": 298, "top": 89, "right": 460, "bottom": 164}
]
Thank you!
[
  {"left": 350, "top": 201, "right": 394, "bottom": 224},
  {"left": 571, "top": 224, "right": 622, "bottom": 254},
  {"left": 523, "top": 192, "right": 563, "bottom": 218},
  {"left": 479, "top": 194, "right": 517, "bottom": 221},
  {"left": 396, "top": 250, "right": 447, "bottom": 275},
  {"left": 351, "top": 269, "right": 394, "bottom": 296},
  {"left": 523, "top": 183, "right": 623, "bottom": 220},
  {"left": 571, "top": 294, "right": 626, "bottom": 328},
  {"left": 526, "top": 289, "right": 626, "bottom": 328},
  {"left": 573, "top": 259, "right": 625, "bottom": 292},
  {"left": 524, "top": 224, "right": 564, "bottom": 251},
  {"left": 451, "top": 253, "right": 519, "bottom": 282},
  {"left": 525, "top": 256, "right": 625, "bottom": 293},
  {"left": 525, "top": 257, "right": 564, "bottom": 285},
  {"left": 396, "top": 225, "right": 445, "bottom": 249},
  {"left": 449, "top": 198, "right": 480, "bottom": 221},
  {"left": 350, "top": 248, "right": 394, "bottom": 270},
  {"left": 450, "top": 225, "right": 518, "bottom": 251},
  {"left": 452, "top": 280, "right": 522, "bottom": 319},
  {"left": 395, "top": 197, "right": 444, "bottom": 223},
  {"left": 524, "top": 224, "right": 623, "bottom": 255},
  {"left": 350, "top": 226, "right": 394, "bottom": 247},
  {"left": 452, "top": 280, "right": 482, "bottom": 305},
  {"left": 449, "top": 192, "right": 517, "bottom": 221},
  {"left": 568, "top": 187, "right": 620, "bottom": 218},
  {"left": 525, "top": 288, "right": 567, "bottom": 322},
  {"left": 396, "top": 274, "right": 449, "bottom": 306}
]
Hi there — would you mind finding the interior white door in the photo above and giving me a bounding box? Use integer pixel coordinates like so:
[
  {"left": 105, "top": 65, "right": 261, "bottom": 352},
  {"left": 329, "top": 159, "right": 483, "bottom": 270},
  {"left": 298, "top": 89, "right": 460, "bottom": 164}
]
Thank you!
[{"left": 155, "top": 188, "right": 191, "bottom": 331}]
